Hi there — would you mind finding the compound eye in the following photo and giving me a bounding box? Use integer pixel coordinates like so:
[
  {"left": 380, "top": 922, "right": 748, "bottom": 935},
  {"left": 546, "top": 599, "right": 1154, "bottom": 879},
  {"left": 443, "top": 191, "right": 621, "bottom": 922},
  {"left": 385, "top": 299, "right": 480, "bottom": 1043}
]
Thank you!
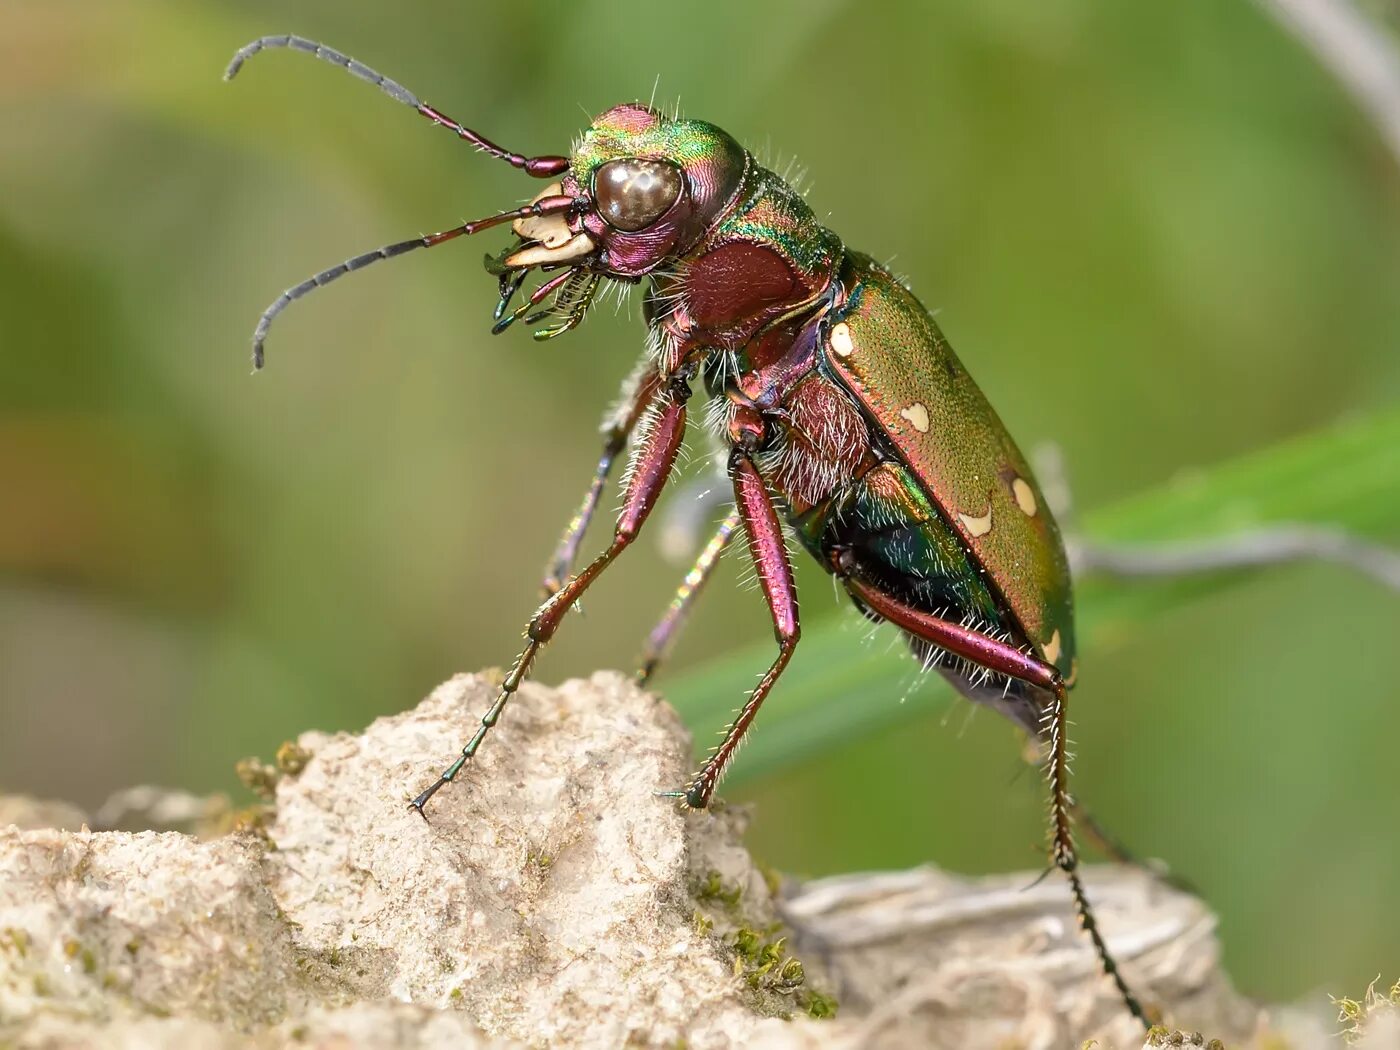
[{"left": 594, "top": 158, "right": 683, "bottom": 232}]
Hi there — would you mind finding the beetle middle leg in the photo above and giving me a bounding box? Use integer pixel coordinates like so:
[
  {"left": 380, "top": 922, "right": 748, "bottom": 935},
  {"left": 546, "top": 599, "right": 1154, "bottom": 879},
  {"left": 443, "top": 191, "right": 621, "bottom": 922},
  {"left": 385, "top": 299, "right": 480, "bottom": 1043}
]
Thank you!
[
  {"left": 636, "top": 507, "right": 741, "bottom": 684},
  {"left": 843, "top": 574, "right": 1151, "bottom": 1031},
  {"left": 664, "top": 443, "right": 800, "bottom": 810},
  {"left": 409, "top": 371, "right": 692, "bottom": 817}
]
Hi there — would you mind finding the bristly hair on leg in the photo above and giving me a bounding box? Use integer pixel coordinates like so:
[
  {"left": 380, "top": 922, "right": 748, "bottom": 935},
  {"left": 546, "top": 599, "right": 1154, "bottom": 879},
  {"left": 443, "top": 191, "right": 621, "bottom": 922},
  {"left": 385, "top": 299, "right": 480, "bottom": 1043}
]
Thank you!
[{"left": 1040, "top": 683, "right": 1152, "bottom": 1030}]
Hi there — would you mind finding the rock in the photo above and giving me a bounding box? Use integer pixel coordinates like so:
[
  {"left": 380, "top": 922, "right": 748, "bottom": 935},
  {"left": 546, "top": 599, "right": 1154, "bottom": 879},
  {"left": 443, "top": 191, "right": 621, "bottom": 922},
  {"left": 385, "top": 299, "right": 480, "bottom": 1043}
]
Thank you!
[
  {"left": 259, "top": 671, "right": 814, "bottom": 1047},
  {"left": 782, "top": 866, "right": 1256, "bottom": 1049},
  {"left": 0, "top": 670, "right": 1349, "bottom": 1048},
  {"left": 0, "top": 826, "right": 300, "bottom": 1029},
  {"left": 0, "top": 673, "right": 828, "bottom": 1049}
]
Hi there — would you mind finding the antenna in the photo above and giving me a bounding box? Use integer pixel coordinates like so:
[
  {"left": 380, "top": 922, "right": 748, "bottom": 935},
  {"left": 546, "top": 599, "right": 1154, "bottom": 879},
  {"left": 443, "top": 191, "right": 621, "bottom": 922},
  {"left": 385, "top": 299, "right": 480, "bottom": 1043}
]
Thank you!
[
  {"left": 225, "top": 35, "right": 569, "bottom": 177},
  {"left": 245, "top": 196, "right": 574, "bottom": 368}
]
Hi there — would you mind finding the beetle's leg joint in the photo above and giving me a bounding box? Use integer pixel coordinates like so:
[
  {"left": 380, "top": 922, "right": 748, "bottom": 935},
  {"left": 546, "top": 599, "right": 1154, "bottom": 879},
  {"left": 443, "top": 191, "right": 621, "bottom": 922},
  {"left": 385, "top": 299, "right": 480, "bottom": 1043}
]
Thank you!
[
  {"left": 666, "top": 362, "right": 698, "bottom": 397},
  {"left": 829, "top": 545, "right": 856, "bottom": 577},
  {"left": 727, "top": 403, "right": 767, "bottom": 453}
]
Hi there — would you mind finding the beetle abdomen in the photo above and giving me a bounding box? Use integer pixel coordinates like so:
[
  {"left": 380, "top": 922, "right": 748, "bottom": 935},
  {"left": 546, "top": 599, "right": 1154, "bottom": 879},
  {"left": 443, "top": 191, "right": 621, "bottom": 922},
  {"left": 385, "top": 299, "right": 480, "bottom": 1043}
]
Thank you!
[{"left": 792, "top": 457, "right": 1043, "bottom": 715}]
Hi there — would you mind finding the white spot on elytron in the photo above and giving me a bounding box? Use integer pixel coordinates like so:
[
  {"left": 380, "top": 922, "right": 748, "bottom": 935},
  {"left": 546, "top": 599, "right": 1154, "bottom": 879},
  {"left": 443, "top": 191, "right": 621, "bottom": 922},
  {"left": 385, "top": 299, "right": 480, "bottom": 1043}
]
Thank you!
[
  {"left": 1043, "top": 628, "right": 1062, "bottom": 665},
  {"left": 830, "top": 321, "right": 854, "bottom": 357},
  {"left": 958, "top": 508, "right": 992, "bottom": 537},
  {"left": 1012, "top": 476, "right": 1038, "bottom": 517},
  {"left": 899, "top": 402, "right": 930, "bottom": 433}
]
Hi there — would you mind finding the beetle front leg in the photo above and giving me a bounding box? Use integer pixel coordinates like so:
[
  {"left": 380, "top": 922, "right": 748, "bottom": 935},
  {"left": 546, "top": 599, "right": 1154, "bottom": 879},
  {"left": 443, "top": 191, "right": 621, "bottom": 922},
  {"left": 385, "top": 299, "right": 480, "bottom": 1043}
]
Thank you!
[
  {"left": 541, "top": 359, "right": 663, "bottom": 598},
  {"left": 409, "top": 371, "right": 691, "bottom": 817},
  {"left": 667, "top": 442, "right": 800, "bottom": 809}
]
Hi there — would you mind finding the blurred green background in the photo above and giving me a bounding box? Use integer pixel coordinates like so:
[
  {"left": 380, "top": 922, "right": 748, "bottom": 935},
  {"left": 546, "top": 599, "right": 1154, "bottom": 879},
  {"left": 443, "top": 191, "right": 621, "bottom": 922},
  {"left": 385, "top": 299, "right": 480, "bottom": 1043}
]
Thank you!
[{"left": 2, "top": 0, "right": 1398, "bottom": 1005}]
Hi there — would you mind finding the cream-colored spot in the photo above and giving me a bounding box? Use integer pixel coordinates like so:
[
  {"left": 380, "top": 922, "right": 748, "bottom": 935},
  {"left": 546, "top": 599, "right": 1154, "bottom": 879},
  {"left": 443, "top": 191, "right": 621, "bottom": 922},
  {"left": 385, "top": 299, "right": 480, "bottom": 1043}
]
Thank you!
[
  {"left": 830, "top": 321, "right": 854, "bottom": 357},
  {"left": 1011, "top": 476, "right": 1038, "bottom": 517},
  {"left": 1043, "top": 629, "right": 1062, "bottom": 666},
  {"left": 1065, "top": 658, "right": 1079, "bottom": 688},
  {"left": 503, "top": 232, "right": 597, "bottom": 269},
  {"left": 958, "top": 508, "right": 992, "bottom": 537},
  {"left": 511, "top": 181, "right": 574, "bottom": 249},
  {"left": 899, "top": 402, "right": 930, "bottom": 433}
]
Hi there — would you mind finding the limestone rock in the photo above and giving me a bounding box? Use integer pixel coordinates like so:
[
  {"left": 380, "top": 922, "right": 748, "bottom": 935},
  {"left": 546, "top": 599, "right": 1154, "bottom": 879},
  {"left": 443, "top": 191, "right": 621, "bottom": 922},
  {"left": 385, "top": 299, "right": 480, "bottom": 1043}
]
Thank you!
[{"left": 0, "top": 670, "right": 1349, "bottom": 1049}]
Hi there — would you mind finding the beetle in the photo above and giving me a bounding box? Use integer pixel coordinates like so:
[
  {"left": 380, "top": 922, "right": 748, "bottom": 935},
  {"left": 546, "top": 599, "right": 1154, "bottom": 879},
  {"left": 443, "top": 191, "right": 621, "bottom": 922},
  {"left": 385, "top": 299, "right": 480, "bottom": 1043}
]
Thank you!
[{"left": 226, "top": 35, "right": 1149, "bottom": 1029}]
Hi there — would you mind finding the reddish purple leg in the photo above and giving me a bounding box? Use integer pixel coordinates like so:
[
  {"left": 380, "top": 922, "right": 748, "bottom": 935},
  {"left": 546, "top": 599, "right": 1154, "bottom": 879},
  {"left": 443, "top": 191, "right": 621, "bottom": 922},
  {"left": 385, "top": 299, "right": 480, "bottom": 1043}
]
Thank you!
[
  {"left": 636, "top": 507, "right": 741, "bottom": 685},
  {"left": 542, "top": 360, "right": 663, "bottom": 598},
  {"left": 843, "top": 576, "right": 1150, "bottom": 1030},
  {"left": 410, "top": 372, "right": 692, "bottom": 816},
  {"left": 668, "top": 451, "right": 800, "bottom": 809}
]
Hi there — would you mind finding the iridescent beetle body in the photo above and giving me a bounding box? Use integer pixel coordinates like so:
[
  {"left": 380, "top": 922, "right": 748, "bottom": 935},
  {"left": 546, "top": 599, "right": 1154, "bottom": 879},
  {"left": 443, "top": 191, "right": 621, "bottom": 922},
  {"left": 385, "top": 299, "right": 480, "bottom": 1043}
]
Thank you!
[
  {"left": 816, "top": 253, "right": 1076, "bottom": 683},
  {"left": 566, "top": 105, "right": 1076, "bottom": 750},
  {"left": 227, "top": 36, "right": 1142, "bottom": 1029}
]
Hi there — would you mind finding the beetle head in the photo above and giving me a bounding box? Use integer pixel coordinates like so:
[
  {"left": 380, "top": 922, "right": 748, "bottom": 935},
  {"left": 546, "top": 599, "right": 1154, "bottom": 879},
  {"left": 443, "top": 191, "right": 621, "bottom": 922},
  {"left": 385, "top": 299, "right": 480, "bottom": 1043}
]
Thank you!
[
  {"left": 570, "top": 104, "right": 745, "bottom": 274},
  {"left": 488, "top": 104, "right": 748, "bottom": 336},
  {"left": 227, "top": 35, "right": 752, "bottom": 361}
]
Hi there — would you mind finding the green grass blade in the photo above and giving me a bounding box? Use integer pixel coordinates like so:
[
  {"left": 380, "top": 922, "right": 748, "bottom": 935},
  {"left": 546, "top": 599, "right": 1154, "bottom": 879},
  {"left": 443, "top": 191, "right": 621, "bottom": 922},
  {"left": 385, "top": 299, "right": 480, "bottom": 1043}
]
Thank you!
[{"left": 662, "top": 408, "right": 1400, "bottom": 785}]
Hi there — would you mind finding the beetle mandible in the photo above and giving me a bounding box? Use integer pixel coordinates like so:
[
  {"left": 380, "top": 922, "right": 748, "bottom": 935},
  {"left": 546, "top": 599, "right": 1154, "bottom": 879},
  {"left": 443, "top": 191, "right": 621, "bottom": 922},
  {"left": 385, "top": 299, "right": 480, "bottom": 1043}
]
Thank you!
[{"left": 226, "top": 35, "right": 1149, "bottom": 1029}]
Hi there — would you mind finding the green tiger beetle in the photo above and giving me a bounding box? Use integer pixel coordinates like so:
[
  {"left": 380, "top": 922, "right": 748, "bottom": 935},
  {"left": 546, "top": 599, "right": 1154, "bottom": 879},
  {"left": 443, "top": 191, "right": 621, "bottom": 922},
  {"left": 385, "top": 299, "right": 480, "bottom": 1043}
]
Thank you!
[{"left": 224, "top": 34, "right": 1400, "bottom": 1032}]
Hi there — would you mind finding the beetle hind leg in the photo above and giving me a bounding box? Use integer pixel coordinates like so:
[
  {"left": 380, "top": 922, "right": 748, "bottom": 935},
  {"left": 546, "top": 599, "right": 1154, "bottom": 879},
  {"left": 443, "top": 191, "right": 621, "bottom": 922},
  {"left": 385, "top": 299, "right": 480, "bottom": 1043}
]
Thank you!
[
  {"left": 1065, "top": 795, "right": 1194, "bottom": 892},
  {"left": 842, "top": 575, "right": 1153, "bottom": 1032}
]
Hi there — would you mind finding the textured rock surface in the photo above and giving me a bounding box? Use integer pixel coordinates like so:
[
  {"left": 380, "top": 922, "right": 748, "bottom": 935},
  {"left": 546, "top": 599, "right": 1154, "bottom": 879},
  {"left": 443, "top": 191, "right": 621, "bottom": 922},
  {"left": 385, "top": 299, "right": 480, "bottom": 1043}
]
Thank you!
[
  {"left": 784, "top": 866, "right": 1252, "bottom": 1048},
  {"left": 0, "top": 674, "right": 827, "bottom": 1050},
  {"left": 0, "top": 671, "right": 1374, "bottom": 1049}
]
